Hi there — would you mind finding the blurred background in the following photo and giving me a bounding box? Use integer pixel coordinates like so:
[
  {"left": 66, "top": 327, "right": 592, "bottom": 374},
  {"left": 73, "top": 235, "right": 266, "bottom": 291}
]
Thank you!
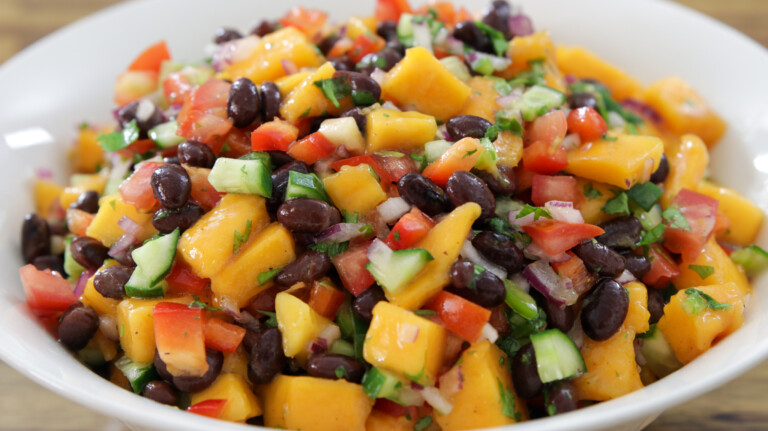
[{"left": 0, "top": 0, "right": 766, "bottom": 430}]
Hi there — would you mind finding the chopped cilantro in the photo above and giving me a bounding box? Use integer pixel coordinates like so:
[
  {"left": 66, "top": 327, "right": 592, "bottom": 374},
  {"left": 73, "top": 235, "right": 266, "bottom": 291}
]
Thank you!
[
  {"left": 334, "top": 366, "right": 349, "bottom": 379},
  {"left": 109, "top": 199, "right": 116, "bottom": 210},
  {"left": 154, "top": 211, "right": 170, "bottom": 220},
  {"left": 497, "top": 377, "right": 520, "bottom": 420},
  {"left": 220, "top": 142, "right": 231, "bottom": 154},
  {"left": 486, "top": 112, "right": 523, "bottom": 140},
  {"left": 688, "top": 264, "right": 715, "bottom": 280},
  {"left": 393, "top": 231, "right": 401, "bottom": 242},
  {"left": 414, "top": 416, "right": 433, "bottom": 431},
  {"left": 342, "top": 210, "right": 359, "bottom": 223},
  {"left": 257, "top": 267, "right": 282, "bottom": 285},
  {"left": 97, "top": 120, "right": 140, "bottom": 152},
  {"left": 232, "top": 220, "right": 253, "bottom": 254},
  {"left": 603, "top": 135, "right": 618, "bottom": 142},
  {"left": 351, "top": 90, "right": 376, "bottom": 106},
  {"left": 299, "top": 107, "right": 312, "bottom": 118},
  {"left": 409, "top": 153, "right": 427, "bottom": 170},
  {"left": 462, "top": 149, "right": 478, "bottom": 158},
  {"left": 626, "top": 123, "right": 639, "bottom": 135},
  {"left": 682, "top": 288, "right": 731, "bottom": 315},
  {"left": 414, "top": 309, "right": 437, "bottom": 317},
  {"left": 506, "top": 59, "right": 546, "bottom": 87},
  {"left": 516, "top": 204, "right": 552, "bottom": 221},
  {"left": 257, "top": 310, "right": 278, "bottom": 327},
  {"left": 638, "top": 224, "right": 667, "bottom": 246},
  {"left": 359, "top": 224, "right": 374, "bottom": 237},
  {"left": 583, "top": 183, "right": 603, "bottom": 200},
  {"left": 627, "top": 182, "right": 663, "bottom": 211},
  {"left": 313, "top": 77, "right": 351, "bottom": 108},
  {"left": 189, "top": 296, "right": 221, "bottom": 312},
  {"left": 662, "top": 206, "right": 691, "bottom": 231},
  {"left": 308, "top": 241, "right": 350, "bottom": 259},
  {"left": 493, "top": 79, "right": 513, "bottom": 96},
  {"left": 602, "top": 191, "right": 630, "bottom": 215}
]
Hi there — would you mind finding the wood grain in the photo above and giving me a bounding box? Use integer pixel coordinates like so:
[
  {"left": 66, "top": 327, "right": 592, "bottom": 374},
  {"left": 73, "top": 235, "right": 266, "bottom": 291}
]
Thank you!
[{"left": 0, "top": 0, "right": 766, "bottom": 430}]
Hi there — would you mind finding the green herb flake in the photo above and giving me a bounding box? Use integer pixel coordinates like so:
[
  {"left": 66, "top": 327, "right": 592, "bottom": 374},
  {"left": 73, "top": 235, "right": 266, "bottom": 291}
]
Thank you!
[
  {"left": 583, "top": 183, "right": 603, "bottom": 200},
  {"left": 257, "top": 267, "right": 282, "bottom": 286},
  {"left": 414, "top": 309, "right": 437, "bottom": 317},
  {"left": 232, "top": 220, "right": 253, "bottom": 254},
  {"left": 662, "top": 206, "right": 691, "bottom": 231},
  {"left": 603, "top": 135, "right": 618, "bottom": 142},
  {"left": 313, "top": 77, "right": 351, "bottom": 108},
  {"left": 463, "top": 149, "right": 478, "bottom": 158},
  {"left": 393, "top": 231, "right": 401, "bottom": 242},
  {"left": 109, "top": 199, "right": 117, "bottom": 210},
  {"left": 334, "top": 366, "right": 349, "bottom": 379},
  {"left": 308, "top": 241, "right": 350, "bottom": 259},
  {"left": 257, "top": 310, "right": 278, "bottom": 328},
  {"left": 359, "top": 224, "right": 374, "bottom": 237},
  {"left": 627, "top": 182, "right": 663, "bottom": 211},
  {"left": 414, "top": 416, "right": 433, "bottom": 431},
  {"left": 299, "top": 107, "right": 312, "bottom": 119},
  {"left": 688, "top": 264, "right": 715, "bottom": 280},
  {"left": 493, "top": 79, "right": 513, "bottom": 96},
  {"left": 220, "top": 142, "right": 231, "bottom": 154},
  {"left": 682, "top": 288, "right": 731, "bottom": 314},
  {"left": 189, "top": 296, "right": 221, "bottom": 312},
  {"left": 343, "top": 210, "right": 360, "bottom": 223},
  {"left": 639, "top": 223, "right": 667, "bottom": 246},
  {"left": 516, "top": 204, "right": 552, "bottom": 221},
  {"left": 475, "top": 21, "right": 510, "bottom": 57},
  {"left": 602, "top": 191, "right": 630, "bottom": 215},
  {"left": 497, "top": 377, "right": 520, "bottom": 420},
  {"left": 97, "top": 120, "right": 140, "bottom": 152}
]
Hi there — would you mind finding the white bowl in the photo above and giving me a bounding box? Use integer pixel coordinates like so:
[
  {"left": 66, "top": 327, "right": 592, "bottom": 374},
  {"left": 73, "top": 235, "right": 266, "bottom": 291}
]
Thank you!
[{"left": 0, "top": 0, "right": 766, "bottom": 430}]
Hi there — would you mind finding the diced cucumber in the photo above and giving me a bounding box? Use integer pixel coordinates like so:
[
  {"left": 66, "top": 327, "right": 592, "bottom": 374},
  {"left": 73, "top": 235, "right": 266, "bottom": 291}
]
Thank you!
[
  {"left": 440, "top": 56, "right": 471, "bottom": 81},
  {"left": 396, "top": 14, "right": 415, "bottom": 43},
  {"left": 208, "top": 157, "right": 272, "bottom": 197},
  {"left": 64, "top": 237, "right": 85, "bottom": 282},
  {"left": 531, "top": 329, "right": 586, "bottom": 383},
  {"left": 238, "top": 151, "right": 273, "bottom": 171},
  {"left": 103, "top": 156, "right": 133, "bottom": 196},
  {"left": 639, "top": 324, "right": 682, "bottom": 378},
  {"left": 631, "top": 202, "right": 663, "bottom": 231},
  {"left": 328, "top": 339, "right": 355, "bottom": 357},
  {"left": 424, "top": 140, "right": 452, "bottom": 163},
  {"left": 125, "top": 228, "right": 179, "bottom": 298},
  {"left": 115, "top": 355, "right": 158, "bottom": 394},
  {"left": 148, "top": 121, "right": 185, "bottom": 149},
  {"left": 335, "top": 297, "right": 368, "bottom": 360},
  {"left": 362, "top": 367, "right": 405, "bottom": 399},
  {"left": 474, "top": 137, "right": 498, "bottom": 171},
  {"left": 503, "top": 279, "right": 539, "bottom": 321},
  {"left": 365, "top": 240, "right": 433, "bottom": 294},
  {"left": 495, "top": 198, "right": 524, "bottom": 219},
  {"left": 285, "top": 171, "right": 330, "bottom": 203},
  {"left": 513, "top": 85, "right": 566, "bottom": 121},
  {"left": 730, "top": 245, "right": 768, "bottom": 277},
  {"left": 157, "top": 60, "right": 184, "bottom": 85},
  {"left": 77, "top": 343, "right": 106, "bottom": 367}
]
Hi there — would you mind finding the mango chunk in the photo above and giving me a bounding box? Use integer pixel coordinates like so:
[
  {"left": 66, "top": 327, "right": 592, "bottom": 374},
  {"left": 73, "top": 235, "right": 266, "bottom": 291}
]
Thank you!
[
  {"left": 642, "top": 76, "right": 726, "bottom": 146},
  {"left": 117, "top": 296, "right": 192, "bottom": 363},
  {"left": 459, "top": 77, "right": 501, "bottom": 122},
  {"left": 365, "top": 108, "right": 437, "bottom": 153},
  {"left": 386, "top": 203, "right": 481, "bottom": 309},
  {"left": 72, "top": 127, "right": 107, "bottom": 173},
  {"left": 222, "top": 349, "right": 250, "bottom": 382},
  {"left": 555, "top": 46, "right": 643, "bottom": 101},
  {"left": 85, "top": 195, "right": 156, "bottom": 247},
  {"left": 662, "top": 134, "right": 709, "bottom": 208},
  {"left": 698, "top": 181, "right": 763, "bottom": 246},
  {"left": 323, "top": 164, "right": 388, "bottom": 217},
  {"left": 623, "top": 281, "right": 651, "bottom": 334},
  {"left": 275, "top": 70, "right": 313, "bottom": 97},
  {"left": 221, "top": 27, "right": 324, "bottom": 84},
  {"left": 178, "top": 194, "right": 269, "bottom": 279},
  {"left": 494, "top": 131, "right": 524, "bottom": 169},
  {"left": 363, "top": 301, "right": 446, "bottom": 386},
  {"left": 435, "top": 341, "right": 526, "bottom": 430},
  {"left": 280, "top": 62, "right": 352, "bottom": 122},
  {"left": 382, "top": 47, "right": 471, "bottom": 121},
  {"left": 275, "top": 292, "right": 337, "bottom": 360},
  {"left": 34, "top": 180, "right": 64, "bottom": 220},
  {"left": 210, "top": 223, "right": 295, "bottom": 308},
  {"left": 365, "top": 410, "right": 416, "bottom": 431},
  {"left": 501, "top": 31, "right": 557, "bottom": 78},
  {"left": 673, "top": 238, "right": 751, "bottom": 296},
  {"left": 80, "top": 261, "right": 120, "bottom": 318},
  {"left": 190, "top": 373, "right": 262, "bottom": 422},
  {"left": 658, "top": 283, "right": 745, "bottom": 364},
  {"left": 564, "top": 134, "right": 663, "bottom": 190},
  {"left": 575, "top": 178, "right": 618, "bottom": 225},
  {"left": 262, "top": 375, "right": 373, "bottom": 431}
]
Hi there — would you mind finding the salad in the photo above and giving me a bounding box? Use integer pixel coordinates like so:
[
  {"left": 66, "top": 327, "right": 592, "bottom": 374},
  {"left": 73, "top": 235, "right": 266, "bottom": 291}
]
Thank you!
[{"left": 18, "top": 0, "right": 767, "bottom": 429}]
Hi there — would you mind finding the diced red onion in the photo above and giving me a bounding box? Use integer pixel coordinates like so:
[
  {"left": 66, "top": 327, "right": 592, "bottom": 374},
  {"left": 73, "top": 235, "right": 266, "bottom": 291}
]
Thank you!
[
  {"left": 310, "top": 338, "right": 328, "bottom": 353},
  {"left": 561, "top": 133, "right": 582, "bottom": 151},
  {"left": 419, "top": 386, "right": 454, "bottom": 415},
  {"left": 370, "top": 68, "right": 387, "bottom": 86},
  {"left": 480, "top": 323, "right": 499, "bottom": 343},
  {"left": 315, "top": 223, "right": 369, "bottom": 243},
  {"left": 219, "top": 295, "right": 241, "bottom": 320},
  {"left": 468, "top": 52, "right": 512, "bottom": 71},
  {"left": 523, "top": 260, "right": 579, "bottom": 307},
  {"left": 443, "top": 37, "right": 466, "bottom": 56},
  {"left": 495, "top": 90, "right": 523, "bottom": 110},
  {"left": 73, "top": 269, "right": 95, "bottom": 298},
  {"left": 108, "top": 217, "right": 141, "bottom": 259},
  {"left": 211, "top": 35, "right": 260, "bottom": 72},
  {"left": 567, "top": 316, "right": 584, "bottom": 349},
  {"left": 622, "top": 99, "right": 662, "bottom": 123},
  {"left": 317, "top": 324, "right": 341, "bottom": 348},
  {"left": 509, "top": 209, "right": 536, "bottom": 226},
  {"left": 281, "top": 58, "right": 298, "bottom": 75},
  {"left": 615, "top": 269, "right": 637, "bottom": 284},
  {"left": 367, "top": 238, "right": 393, "bottom": 261},
  {"left": 508, "top": 14, "right": 534, "bottom": 37},
  {"left": 524, "top": 241, "right": 571, "bottom": 263},
  {"left": 460, "top": 240, "right": 507, "bottom": 279},
  {"left": 118, "top": 216, "right": 142, "bottom": 236},
  {"left": 410, "top": 381, "right": 425, "bottom": 391},
  {"left": 564, "top": 74, "right": 577, "bottom": 85},
  {"left": 439, "top": 365, "right": 464, "bottom": 398},
  {"left": 434, "top": 27, "right": 450, "bottom": 46},
  {"left": 510, "top": 273, "right": 531, "bottom": 293},
  {"left": 412, "top": 22, "right": 433, "bottom": 52},
  {"left": 377, "top": 197, "right": 411, "bottom": 224},
  {"left": 99, "top": 314, "right": 119, "bottom": 341},
  {"left": 437, "top": 124, "right": 452, "bottom": 141},
  {"left": 545, "top": 201, "right": 584, "bottom": 224},
  {"left": 35, "top": 167, "right": 53, "bottom": 179}
]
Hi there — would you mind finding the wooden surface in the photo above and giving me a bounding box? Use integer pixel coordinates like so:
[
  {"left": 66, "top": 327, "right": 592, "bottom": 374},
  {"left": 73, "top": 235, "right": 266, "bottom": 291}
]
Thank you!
[{"left": 1, "top": 0, "right": 767, "bottom": 430}]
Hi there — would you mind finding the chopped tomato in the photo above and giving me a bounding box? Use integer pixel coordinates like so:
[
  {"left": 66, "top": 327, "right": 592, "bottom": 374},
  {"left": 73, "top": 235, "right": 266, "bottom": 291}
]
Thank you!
[
  {"left": 331, "top": 155, "right": 391, "bottom": 186},
  {"left": 385, "top": 207, "right": 434, "bottom": 250},
  {"left": 522, "top": 141, "right": 568, "bottom": 175},
  {"left": 19, "top": 264, "right": 77, "bottom": 315},
  {"left": 522, "top": 219, "right": 605, "bottom": 256},
  {"left": 424, "top": 290, "right": 491, "bottom": 343},
  {"left": 374, "top": 153, "right": 418, "bottom": 184},
  {"left": 422, "top": 138, "right": 485, "bottom": 187},
  {"left": 454, "top": 6, "right": 473, "bottom": 24},
  {"left": 166, "top": 261, "right": 209, "bottom": 296},
  {"left": 279, "top": 7, "right": 328, "bottom": 40},
  {"left": 516, "top": 166, "right": 535, "bottom": 191},
  {"left": 566, "top": 107, "right": 608, "bottom": 142},
  {"left": 349, "top": 34, "right": 386, "bottom": 63},
  {"left": 115, "top": 139, "right": 157, "bottom": 159},
  {"left": 204, "top": 317, "right": 246, "bottom": 353},
  {"left": 251, "top": 120, "right": 299, "bottom": 152},
  {"left": 153, "top": 302, "right": 208, "bottom": 377},
  {"left": 551, "top": 251, "right": 597, "bottom": 296},
  {"left": 375, "top": 0, "right": 412, "bottom": 22},
  {"left": 308, "top": 280, "right": 347, "bottom": 320},
  {"left": 127, "top": 41, "right": 170, "bottom": 73},
  {"left": 163, "top": 71, "right": 194, "bottom": 106},
  {"left": 66, "top": 208, "right": 95, "bottom": 237},
  {"left": 219, "top": 128, "right": 254, "bottom": 159},
  {"left": 332, "top": 242, "right": 376, "bottom": 296},
  {"left": 118, "top": 161, "right": 163, "bottom": 211},
  {"left": 327, "top": 38, "right": 355, "bottom": 59},
  {"left": 531, "top": 174, "right": 580, "bottom": 206},
  {"left": 416, "top": 2, "right": 457, "bottom": 26},
  {"left": 641, "top": 245, "right": 680, "bottom": 289},
  {"left": 187, "top": 399, "right": 227, "bottom": 418},
  {"left": 287, "top": 131, "right": 337, "bottom": 165},
  {"left": 663, "top": 189, "right": 719, "bottom": 262},
  {"left": 713, "top": 209, "right": 731, "bottom": 236},
  {"left": 183, "top": 165, "right": 223, "bottom": 210},
  {"left": 177, "top": 79, "right": 233, "bottom": 146},
  {"left": 525, "top": 110, "right": 567, "bottom": 146},
  {"left": 114, "top": 71, "right": 158, "bottom": 106}
]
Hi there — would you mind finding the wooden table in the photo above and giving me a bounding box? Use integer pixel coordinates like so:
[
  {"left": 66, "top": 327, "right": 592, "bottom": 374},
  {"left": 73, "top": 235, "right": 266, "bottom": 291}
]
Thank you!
[{"left": 1, "top": 0, "right": 767, "bottom": 429}]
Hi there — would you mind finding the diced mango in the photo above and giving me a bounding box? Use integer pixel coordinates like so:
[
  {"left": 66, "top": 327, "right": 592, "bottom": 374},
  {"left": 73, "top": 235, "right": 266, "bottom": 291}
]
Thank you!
[
  {"left": 210, "top": 223, "right": 295, "bottom": 308},
  {"left": 575, "top": 178, "right": 618, "bottom": 225},
  {"left": 365, "top": 108, "right": 437, "bottom": 153},
  {"left": 662, "top": 134, "right": 709, "bottom": 208},
  {"left": 117, "top": 296, "right": 192, "bottom": 363},
  {"left": 345, "top": 16, "right": 376, "bottom": 40},
  {"left": 178, "top": 194, "right": 269, "bottom": 279},
  {"left": 673, "top": 238, "right": 751, "bottom": 296},
  {"left": 279, "top": 62, "right": 352, "bottom": 122},
  {"left": 382, "top": 47, "right": 471, "bottom": 121},
  {"left": 564, "top": 134, "right": 663, "bottom": 190},
  {"left": 623, "top": 281, "right": 651, "bottom": 334},
  {"left": 642, "top": 76, "right": 726, "bottom": 146},
  {"left": 60, "top": 175, "right": 107, "bottom": 209},
  {"left": 275, "top": 70, "right": 313, "bottom": 97},
  {"left": 459, "top": 77, "right": 501, "bottom": 122},
  {"left": 501, "top": 31, "right": 557, "bottom": 78},
  {"left": 494, "top": 131, "right": 524, "bottom": 169},
  {"left": 658, "top": 283, "right": 745, "bottom": 364},
  {"left": 323, "top": 164, "right": 388, "bottom": 216},
  {"left": 93, "top": 330, "right": 118, "bottom": 362},
  {"left": 363, "top": 301, "right": 446, "bottom": 386},
  {"left": 275, "top": 292, "right": 337, "bottom": 360},
  {"left": 386, "top": 203, "right": 481, "bottom": 309},
  {"left": 262, "top": 375, "right": 373, "bottom": 431},
  {"left": 34, "top": 180, "right": 64, "bottom": 219},
  {"left": 222, "top": 348, "right": 250, "bottom": 382},
  {"left": 72, "top": 127, "right": 107, "bottom": 173},
  {"left": 221, "top": 27, "right": 324, "bottom": 84},
  {"left": 698, "top": 181, "right": 763, "bottom": 246},
  {"left": 85, "top": 195, "right": 157, "bottom": 247},
  {"left": 365, "top": 410, "right": 416, "bottom": 431},
  {"left": 190, "top": 373, "right": 262, "bottom": 422},
  {"left": 435, "top": 341, "right": 526, "bottom": 430},
  {"left": 555, "top": 46, "right": 643, "bottom": 101},
  {"left": 80, "top": 269, "right": 119, "bottom": 318}
]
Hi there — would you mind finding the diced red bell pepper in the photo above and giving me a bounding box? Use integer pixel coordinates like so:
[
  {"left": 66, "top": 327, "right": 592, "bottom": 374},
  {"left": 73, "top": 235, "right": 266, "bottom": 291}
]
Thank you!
[
  {"left": 641, "top": 245, "right": 681, "bottom": 289},
  {"left": 118, "top": 161, "right": 164, "bottom": 211},
  {"left": 516, "top": 166, "right": 536, "bottom": 191},
  {"left": 530, "top": 174, "right": 580, "bottom": 207},
  {"left": 219, "top": 129, "right": 254, "bottom": 159},
  {"left": 566, "top": 107, "right": 608, "bottom": 143},
  {"left": 287, "top": 131, "right": 337, "bottom": 165},
  {"left": 349, "top": 34, "right": 386, "bottom": 63},
  {"left": 66, "top": 209, "right": 95, "bottom": 237},
  {"left": 330, "top": 155, "right": 392, "bottom": 187},
  {"left": 183, "top": 165, "right": 223, "bottom": 210},
  {"left": 550, "top": 251, "right": 597, "bottom": 296},
  {"left": 522, "top": 219, "right": 605, "bottom": 256},
  {"left": 332, "top": 242, "right": 376, "bottom": 296},
  {"left": 19, "top": 264, "right": 77, "bottom": 315},
  {"left": 251, "top": 120, "right": 299, "bottom": 152},
  {"left": 522, "top": 141, "right": 568, "bottom": 175},
  {"left": 153, "top": 302, "right": 208, "bottom": 377},
  {"left": 204, "top": 317, "right": 246, "bottom": 353},
  {"left": 166, "top": 261, "right": 209, "bottom": 296},
  {"left": 187, "top": 399, "right": 227, "bottom": 418},
  {"left": 424, "top": 290, "right": 491, "bottom": 343},
  {"left": 308, "top": 280, "right": 347, "bottom": 320},
  {"left": 375, "top": 0, "right": 412, "bottom": 22},
  {"left": 416, "top": 1, "right": 457, "bottom": 26},
  {"left": 177, "top": 79, "right": 233, "bottom": 146},
  {"left": 163, "top": 71, "right": 195, "bottom": 106},
  {"left": 128, "top": 41, "right": 171, "bottom": 73},
  {"left": 385, "top": 207, "right": 434, "bottom": 250},
  {"left": 663, "top": 189, "right": 719, "bottom": 262},
  {"left": 525, "top": 110, "right": 567, "bottom": 146}
]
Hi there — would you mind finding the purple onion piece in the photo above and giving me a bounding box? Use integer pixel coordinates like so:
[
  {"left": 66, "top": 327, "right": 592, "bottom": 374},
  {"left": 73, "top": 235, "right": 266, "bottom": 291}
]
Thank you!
[
  {"left": 621, "top": 98, "right": 663, "bottom": 123},
  {"left": 508, "top": 14, "right": 534, "bottom": 37},
  {"left": 315, "top": 223, "right": 368, "bottom": 243},
  {"left": 73, "top": 269, "right": 95, "bottom": 298},
  {"left": 523, "top": 260, "right": 579, "bottom": 307}
]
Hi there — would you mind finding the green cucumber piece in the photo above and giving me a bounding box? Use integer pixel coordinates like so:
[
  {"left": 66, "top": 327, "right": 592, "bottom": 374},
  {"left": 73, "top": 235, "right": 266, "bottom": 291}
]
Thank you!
[
  {"left": 64, "top": 237, "right": 85, "bottom": 282},
  {"left": 148, "top": 121, "right": 185, "bottom": 149},
  {"left": 639, "top": 324, "right": 682, "bottom": 378},
  {"left": 474, "top": 137, "right": 498, "bottom": 170},
  {"left": 238, "top": 151, "right": 273, "bottom": 171},
  {"left": 503, "top": 279, "right": 539, "bottom": 321},
  {"left": 365, "top": 241, "right": 433, "bottom": 294},
  {"left": 328, "top": 339, "right": 355, "bottom": 357},
  {"left": 124, "top": 229, "right": 179, "bottom": 298},
  {"left": 362, "top": 367, "right": 405, "bottom": 400},
  {"left": 513, "top": 85, "right": 566, "bottom": 121},
  {"left": 530, "top": 329, "right": 586, "bottom": 383},
  {"left": 208, "top": 157, "right": 272, "bottom": 197},
  {"left": 285, "top": 171, "right": 330, "bottom": 202},
  {"left": 424, "top": 140, "right": 452, "bottom": 163},
  {"left": 730, "top": 245, "right": 768, "bottom": 276},
  {"left": 631, "top": 202, "right": 663, "bottom": 231},
  {"left": 115, "top": 355, "right": 158, "bottom": 394},
  {"left": 396, "top": 14, "right": 415, "bottom": 42},
  {"left": 440, "top": 56, "right": 471, "bottom": 81}
]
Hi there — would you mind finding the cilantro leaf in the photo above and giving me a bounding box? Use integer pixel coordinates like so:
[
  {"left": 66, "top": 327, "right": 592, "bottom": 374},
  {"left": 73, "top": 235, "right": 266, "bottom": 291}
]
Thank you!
[
  {"left": 627, "top": 182, "right": 663, "bottom": 211},
  {"left": 414, "top": 309, "right": 437, "bottom": 317},
  {"left": 602, "top": 191, "right": 630, "bottom": 215},
  {"left": 308, "top": 241, "right": 350, "bottom": 259},
  {"left": 257, "top": 310, "right": 278, "bottom": 327},
  {"left": 497, "top": 377, "right": 520, "bottom": 420},
  {"left": 662, "top": 206, "right": 691, "bottom": 231},
  {"left": 359, "top": 224, "right": 374, "bottom": 237},
  {"left": 414, "top": 417, "right": 433, "bottom": 431},
  {"left": 257, "top": 267, "right": 282, "bottom": 286},
  {"left": 682, "top": 288, "right": 731, "bottom": 314},
  {"left": 334, "top": 366, "right": 349, "bottom": 379},
  {"left": 493, "top": 79, "right": 513, "bottom": 96},
  {"left": 688, "top": 264, "right": 715, "bottom": 280},
  {"left": 486, "top": 111, "right": 524, "bottom": 140},
  {"left": 516, "top": 204, "right": 552, "bottom": 221},
  {"left": 189, "top": 296, "right": 221, "bottom": 312},
  {"left": 342, "top": 210, "right": 359, "bottom": 223},
  {"left": 583, "top": 183, "right": 603, "bottom": 200},
  {"left": 232, "top": 220, "right": 253, "bottom": 254},
  {"left": 638, "top": 224, "right": 667, "bottom": 246},
  {"left": 313, "top": 77, "right": 351, "bottom": 108},
  {"left": 97, "top": 120, "right": 140, "bottom": 152}
]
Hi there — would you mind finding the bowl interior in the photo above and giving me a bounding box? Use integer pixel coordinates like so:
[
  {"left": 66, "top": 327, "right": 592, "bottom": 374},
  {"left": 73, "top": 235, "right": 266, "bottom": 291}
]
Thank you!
[{"left": 0, "top": 0, "right": 766, "bottom": 430}]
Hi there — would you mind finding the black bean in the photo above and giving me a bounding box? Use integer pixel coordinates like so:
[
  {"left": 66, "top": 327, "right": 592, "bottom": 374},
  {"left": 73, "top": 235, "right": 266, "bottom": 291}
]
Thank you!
[
  {"left": 142, "top": 380, "right": 178, "bottom": 406},
  {"left": 71, "top": 191, "right": 100, "bottom": 214},
  {"left": 32, "top": 254, "right": 64, "bottom": 274},
  {"left": 572, "top": 239, "right": 626, "bottom": 278},
  {"left": 266, "top": 150, "right": 296, "bottom": 168},
  {"left": 376, "top": 21, "right": 398, "bottom": 42},
  {"left": 456, "top": 269, "right": 506, "bottom": 308},
  {"left": 597, "top": 216, "right": 643, "bottom": 249},
  {"left": 397, "top": 173, "right": 449, "bottom": 217},
  {"left": 152, "top": 203, "right": 205, "bottom": 234},
  {"left": 178, "top": 141, "right": 216, "bottom": 169},
  {"left": 277, "top": 199, "right": 341, "bottom": 233},
  {"left": 624, "top": 254, "right": 651, "bottom": 279},
  {"left": 318, "top": 35, "right": 340, "bottom": 56},
  {"left": 650, "top": 154, "right": 670, "bottom": 184},
  {"left": 511, "top": 343, "right": 543, "bottom": 399},
  {"left": 353, "top": 285, "right": 386, "bottom": 322},
  {"left": 93, "top": 265, "right": 133, "bottom": 300},
  {"left": 334, "top": 71, "right": 381, "bottom": 107},
  {"left": 541, "top": 299, "right": 575, "bottom": 333},
  {"left": 386, "top": 39, "right": 406, "bottom": 56},
  {"left": 328, "top": 55, "right": 356, "bottom": 72},
  {"left": 151, "top": 164, "right": 191, "bottom": 210},
  {"left": 227, "top": 78, "right": 261, "bottom": 128},
  {"left": 248, "top": 328, "right": 286, "bottom": 384},
  {"left": 647, "top": 287, "right": 665, "bottom": 324},
  {"left": 213, "top": 27, "right": 242, "bottom": 44},
  {"left": 452, "top": 21, "right": 493, "bottom": 53},
  {"left": 69, "top": 236, "right": 109, "bottom": 270},
  {"left": 155, "top": 349, "right": 223, "bottom": 392},
  {"left": 472, "top": 166, "right": 517, "bottom": 197},
  {"left": 340, "top": 107, "right": 367, "bottom": 132},
  {"left": 306, "top": 353, "right": 366, "bottom": 383},
  {"left": 449, "top": 259, "right": 476, "bottom": 290},
  {"left": 267, "top": 161, "right": 310, "bottom": 213},
  {"left": 260, "top": 81, "right": 281, "bottom": 122},
  {"left": 545, "top": 381, "right": 579, "bottom": 415},
  {"left": 567, "top": 92, "right": 598, "bottom": 110},
  {"left": 446, "top": 115, "right": 493, "bottom": 140},
  {"left": 163, "top": 156, "right": 180, "bottom": 165},
  {"left": 48, "top": 220, "right": 68, "bottom": 236},
  {"left": 117, "top": 100, "right": 166, "bottom": 137},
  {"left": 481, "top": 0, "right": 512, "bottom": 40},
  {"left": 58, "top": 302, "right": 99, "bottom": 351},
  {"left": 471, "top": 231, "right": 525, "bottom": 273},
  {"left": 581, "top": 279, "right": 629, "bottom": 341},
  {"left": 21, "top": 214, "right": 50, "bottom": 263},
  {"left": 357, "top": 49, "right": 402, "bottom": 74},
  {"left": 446, "top": 171, "right": 496, "bottom": 220},
  {"left": 251, "top": 20, "right": 278, "bottom": 37},
  {"left": 275, "top": 251, "right": 331, "bottom": 286}
]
